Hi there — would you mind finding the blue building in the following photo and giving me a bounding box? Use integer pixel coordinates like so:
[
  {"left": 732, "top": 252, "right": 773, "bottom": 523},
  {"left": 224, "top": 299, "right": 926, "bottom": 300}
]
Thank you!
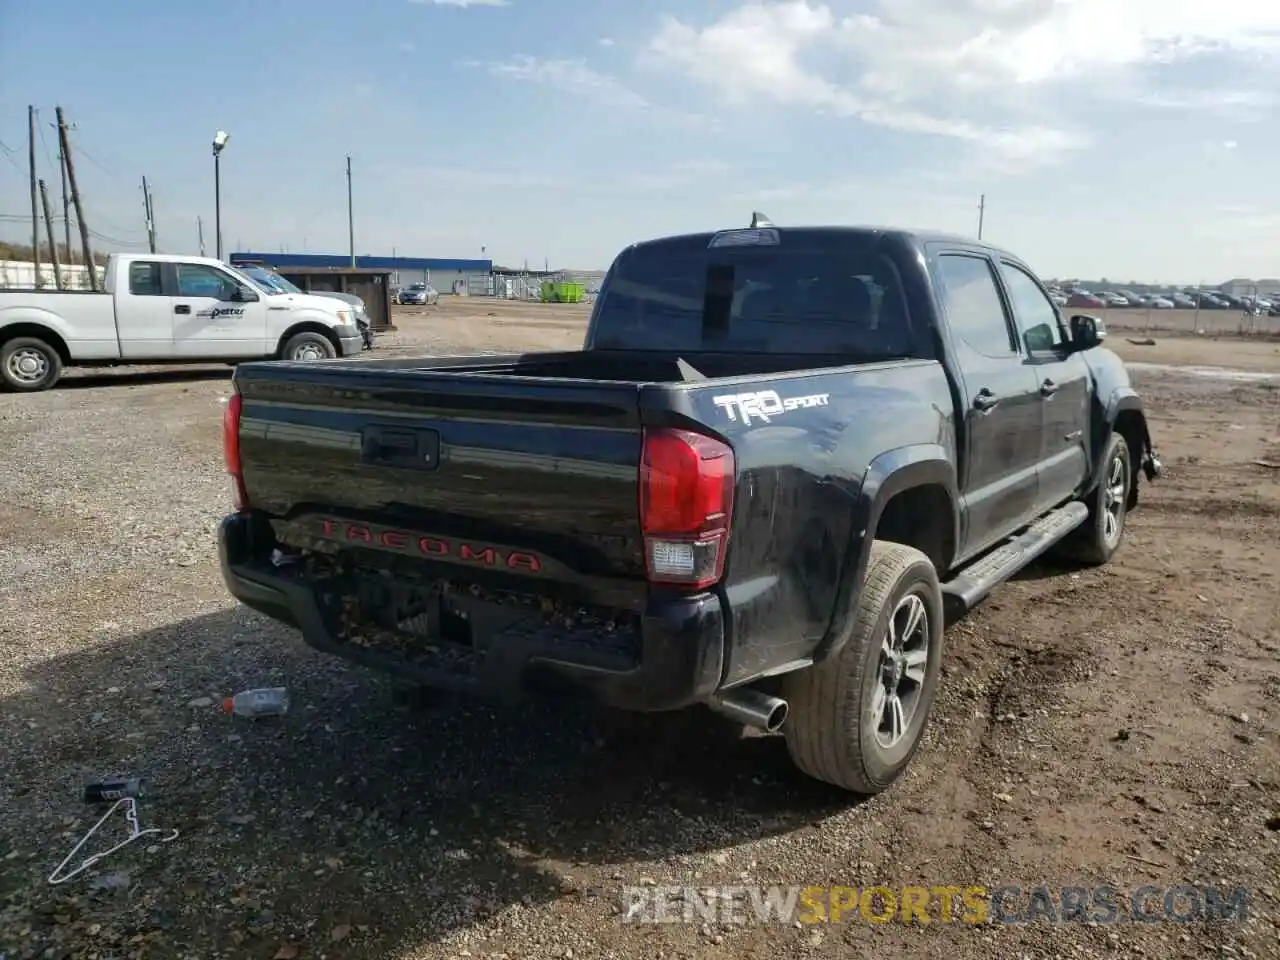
[{"left": 231, "top": 252, "right": 493, "bottom": 294}]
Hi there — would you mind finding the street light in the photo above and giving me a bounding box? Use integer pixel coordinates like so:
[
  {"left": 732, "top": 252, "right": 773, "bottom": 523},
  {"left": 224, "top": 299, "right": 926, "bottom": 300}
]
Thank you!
[{"left": 212, "top": 130, "right": 229, "bottom": 260}]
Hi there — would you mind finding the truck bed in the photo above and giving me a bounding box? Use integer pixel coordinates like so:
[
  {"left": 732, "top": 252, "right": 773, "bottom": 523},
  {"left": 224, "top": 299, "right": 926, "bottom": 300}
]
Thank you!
[
  {"left": 232, "top": 346, "right": 924, "bottom": 599},
  {"left": 328, "top": 347, "right": 867, "bottom": 381}
]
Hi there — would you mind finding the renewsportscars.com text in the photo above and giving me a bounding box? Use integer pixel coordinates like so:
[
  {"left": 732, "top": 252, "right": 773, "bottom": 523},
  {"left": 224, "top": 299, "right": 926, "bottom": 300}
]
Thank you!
[{"left": 621, "top": 884, "right": 1250, "bottom": 925}]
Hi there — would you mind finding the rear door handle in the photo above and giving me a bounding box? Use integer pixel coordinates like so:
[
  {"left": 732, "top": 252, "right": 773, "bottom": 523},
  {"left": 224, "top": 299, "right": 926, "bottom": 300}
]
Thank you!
[
  {"left": 1040, "top": 378, "right": 1059, "bottom": 397},
  {"left": 973, "top": 389, "right": 1000, "bottom": 411},
  {"left": 174, "top": 304, "right": 191, "bottom": 315}
]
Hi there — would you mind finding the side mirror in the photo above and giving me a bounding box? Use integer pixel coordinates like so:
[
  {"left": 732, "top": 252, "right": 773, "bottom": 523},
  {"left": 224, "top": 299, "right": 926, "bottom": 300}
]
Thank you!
[
  {"left": 228, "top": 286, "right": 257, "bottom": 303},
  {"left": 1068, "top": 313, "right": 1105, "bottom": 350}
]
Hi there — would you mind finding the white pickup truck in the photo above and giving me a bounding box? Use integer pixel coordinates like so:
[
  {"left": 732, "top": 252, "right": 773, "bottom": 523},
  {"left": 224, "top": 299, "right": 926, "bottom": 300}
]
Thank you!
[{"left": 0, "top": 252, "right": 366, "bottom": 391}]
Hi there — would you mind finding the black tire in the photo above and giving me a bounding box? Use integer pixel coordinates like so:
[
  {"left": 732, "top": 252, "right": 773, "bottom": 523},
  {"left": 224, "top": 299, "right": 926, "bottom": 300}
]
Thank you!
[
  {"left": 1, "top": 336, "right": 63, "bottom": 392},
  {"left": 281, "top": 331, "right": 337, "bottom": 362},
  {"left": 1058, "top": 432, "right": 1131, "bottom": 566},
  {"left": 782, "top": 541, "right": 944, "bottom": 795}
]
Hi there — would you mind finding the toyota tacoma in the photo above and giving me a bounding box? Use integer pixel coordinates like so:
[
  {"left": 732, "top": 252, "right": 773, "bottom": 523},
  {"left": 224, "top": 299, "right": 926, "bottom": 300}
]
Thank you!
[{"left": 217, "top": 218, "right": 1161, "bottom": 794}]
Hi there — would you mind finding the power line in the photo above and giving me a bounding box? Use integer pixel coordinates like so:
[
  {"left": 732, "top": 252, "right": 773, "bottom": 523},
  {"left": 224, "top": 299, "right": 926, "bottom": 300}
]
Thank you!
[
  {"left": 0, "top": 143, "right": 22, "bottom": 175},
  {"left": 86, "top": 225, "right": 149, "bottom": 247},
  {"left": 37, "top": 119, "right": 56, "bottom": 171},
  {"left": 66, "top": 137, "right": 122, "bottom": 180}
]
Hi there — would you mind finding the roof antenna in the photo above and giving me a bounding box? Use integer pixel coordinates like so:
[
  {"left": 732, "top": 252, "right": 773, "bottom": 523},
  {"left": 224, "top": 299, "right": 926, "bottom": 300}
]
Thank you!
[{"left": 749, "top": 211, "right": 774, "bottom": 228}]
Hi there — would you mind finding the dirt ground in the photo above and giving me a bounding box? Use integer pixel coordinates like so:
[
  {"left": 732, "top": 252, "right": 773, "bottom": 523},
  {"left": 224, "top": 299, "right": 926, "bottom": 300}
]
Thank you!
[{"left": 1, "top": 299, "right": 1277, "bottom": 960}]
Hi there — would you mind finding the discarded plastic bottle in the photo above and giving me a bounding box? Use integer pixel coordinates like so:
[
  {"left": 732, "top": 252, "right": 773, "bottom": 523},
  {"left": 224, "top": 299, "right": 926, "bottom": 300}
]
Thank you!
[{"left": 223, "top": 687, "right": 289, "bottom": 717}]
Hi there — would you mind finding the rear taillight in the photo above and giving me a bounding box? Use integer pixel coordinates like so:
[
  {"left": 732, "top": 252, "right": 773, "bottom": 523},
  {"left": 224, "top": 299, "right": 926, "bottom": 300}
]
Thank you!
[
  {"left": 222, "top": 393, "right": 248, "bottom": 511},
  {"left": 639, "top": 427, "right": 735, "bottom": 590}
]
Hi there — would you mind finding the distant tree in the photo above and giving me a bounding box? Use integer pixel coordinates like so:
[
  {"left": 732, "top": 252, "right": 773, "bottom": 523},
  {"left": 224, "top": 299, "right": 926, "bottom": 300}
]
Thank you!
[{"left": 0, "top": 239, "right": 106, "bottom": 265}]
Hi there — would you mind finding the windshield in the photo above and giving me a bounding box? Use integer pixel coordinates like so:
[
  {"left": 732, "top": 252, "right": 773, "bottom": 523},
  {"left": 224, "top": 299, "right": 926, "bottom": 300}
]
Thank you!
[
  {"left": 589, "top": 233, "right": 920, "bottom": 357},
  {"left": 232, "top": 264, "right": 304, "bottom": 295}
]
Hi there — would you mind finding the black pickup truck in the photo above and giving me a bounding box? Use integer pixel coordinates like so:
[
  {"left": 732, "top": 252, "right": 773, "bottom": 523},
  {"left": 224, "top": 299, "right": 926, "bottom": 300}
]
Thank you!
[{"left": 217, "top": 220, "right": 1162, "bottom": 795}]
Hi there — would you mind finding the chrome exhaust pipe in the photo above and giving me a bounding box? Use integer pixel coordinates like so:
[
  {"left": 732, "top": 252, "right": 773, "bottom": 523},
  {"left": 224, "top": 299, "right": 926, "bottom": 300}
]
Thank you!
[{"left": 707, "top": 688, "right": 789, "bottom": 732}]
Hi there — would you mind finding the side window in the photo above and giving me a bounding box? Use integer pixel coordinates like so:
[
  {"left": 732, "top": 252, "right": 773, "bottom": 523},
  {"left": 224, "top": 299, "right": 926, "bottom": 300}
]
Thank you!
[
  {"left": 176, "top": 263, "right": 233, "bottom": 299},
  {"left": 998, "top": 261, "right": 1064, "bottom": 353},
  {"left": 935, "top": 254, "right": 1015, "bottom": 357},
  {"left": 128, "top": 261, "right": 163, "bottom": 296}
]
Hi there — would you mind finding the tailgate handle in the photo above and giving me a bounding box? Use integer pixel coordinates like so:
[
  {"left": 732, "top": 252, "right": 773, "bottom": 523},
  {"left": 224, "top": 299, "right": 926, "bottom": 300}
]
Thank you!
[{"left": 360, "top": 426, "right": 439, "bottom": 470}]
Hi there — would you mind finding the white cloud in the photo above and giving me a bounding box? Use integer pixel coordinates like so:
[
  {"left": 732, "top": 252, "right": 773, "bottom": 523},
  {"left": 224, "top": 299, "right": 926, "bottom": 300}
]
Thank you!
[
  {"left": 475, "top": 56, "right": 650, "bottom": 109},
  {"left": 599, "top": 37, "right": 615, "bottom": 47},
  {"left": 399, "top": 41, "right": 417, "bottom": 52},
  {"left": 410, "top": 0, "right": 509, "bottom": 7},
  {"left": 643, "top": 0, "right": 1280, "bottom": 166},
  {"left": 470, "top": 56, "right": 713, "bottom": 127},
  {"left": 1222, "top": 140, "right": 1239, "bottom": 149}
]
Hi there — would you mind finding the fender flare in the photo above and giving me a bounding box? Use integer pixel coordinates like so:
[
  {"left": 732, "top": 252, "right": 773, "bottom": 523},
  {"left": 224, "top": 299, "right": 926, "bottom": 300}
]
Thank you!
[
  {"left": 813, "top": 443, "right": 958, "bottom": 662},
  {"left": 1088, "top": 389, "right": 1151, "bottom": 492}
]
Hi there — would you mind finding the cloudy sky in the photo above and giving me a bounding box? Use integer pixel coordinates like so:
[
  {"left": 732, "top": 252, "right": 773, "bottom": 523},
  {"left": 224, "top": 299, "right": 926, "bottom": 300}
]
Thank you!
[{"left": 2, "top": 0, "right": 1279, "bottom": 281}]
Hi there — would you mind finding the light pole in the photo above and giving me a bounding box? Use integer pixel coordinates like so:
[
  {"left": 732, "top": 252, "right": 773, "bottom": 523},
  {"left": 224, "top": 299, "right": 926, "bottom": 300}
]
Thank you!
[{"left": 212, "top": 130, "right": 229, "bottom": 260}]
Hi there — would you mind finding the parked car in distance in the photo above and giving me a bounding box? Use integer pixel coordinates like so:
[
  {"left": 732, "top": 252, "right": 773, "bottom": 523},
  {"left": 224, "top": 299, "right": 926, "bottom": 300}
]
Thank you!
[
  {"left": 399, "top": 283, "right": 439, "bottom": 306},
  {"left": 217, "top": 220, "right": 1163, "bottom": 797},
  {"left": 1171, "top": 294, "right": 1196, "bottom": 308},
  {"left": 1067, "top": 292, "right": 1106, "bottom": 308},
  {"left": 1147, "top": 297, "right": 1174, "bottom": 309},
  {"left": 0, "top": 253, "right": 364, "bottom": 392},
  {"left": 1194, "top": 293, "right": 1229, "bottom": 309}
]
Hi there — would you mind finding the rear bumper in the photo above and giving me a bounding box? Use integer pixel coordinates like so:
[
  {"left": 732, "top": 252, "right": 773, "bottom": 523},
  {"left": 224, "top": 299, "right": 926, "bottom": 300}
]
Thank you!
[{"left": 217, "top": 513, "right": 725, "bottom": 712}]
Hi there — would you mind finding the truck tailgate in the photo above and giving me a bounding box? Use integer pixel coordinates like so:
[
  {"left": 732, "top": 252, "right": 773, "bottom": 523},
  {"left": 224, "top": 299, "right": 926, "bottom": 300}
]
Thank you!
[{"left": 234, "top": 364, "right": 647, "bottom": 606}]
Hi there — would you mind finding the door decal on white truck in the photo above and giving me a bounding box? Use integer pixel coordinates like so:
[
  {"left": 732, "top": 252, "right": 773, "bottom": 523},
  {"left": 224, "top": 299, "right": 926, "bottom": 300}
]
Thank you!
[
  {"left": 197, "top": 306, "right": 246, "bottom": 320},
  {"left": 712, "top": 390, "right": 831, "bottom": 426}
]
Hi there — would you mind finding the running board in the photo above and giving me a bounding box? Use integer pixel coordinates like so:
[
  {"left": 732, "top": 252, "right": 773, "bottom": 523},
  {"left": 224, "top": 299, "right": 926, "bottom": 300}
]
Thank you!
[{"left": 941, "top": 501, "right": 1089, "bottom": 619}]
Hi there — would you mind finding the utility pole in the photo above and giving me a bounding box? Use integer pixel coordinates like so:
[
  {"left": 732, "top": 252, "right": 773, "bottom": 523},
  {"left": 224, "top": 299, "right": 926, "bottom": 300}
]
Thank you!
[
  {"left": 39, "top": 179, "right": 63, "bottom": 289},
  {"left": 977, "top": 194, "right": 986, "bottom": 239},
  {"left": 197, "top": 216, "right": 205, "bottom": 256},
  {"left": 59, "top": 146, "right": 71, "bottom": 263},
  {"left": 141, "top": 175, "right": 156, "bottom": 253},
  {"left": 51, "top": 116, "right": 75, "bottom": 263},
  {"left": 56, "top": 106, "right": 98, "bottom": 291},
  {"left": 346, "top": 154, "right": 355, "bottom": 267},
  {"left": 28, "top": 106, "right": 42, "bottom": 286},
  {"left": 214, "top": 153, "right": 222, "bottom": 259}
]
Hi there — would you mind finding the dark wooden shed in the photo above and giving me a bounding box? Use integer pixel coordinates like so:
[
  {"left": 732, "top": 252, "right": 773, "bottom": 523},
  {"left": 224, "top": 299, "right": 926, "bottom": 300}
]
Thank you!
[{"left": 275, "top": 267, "right": 395, "bottom": 331}]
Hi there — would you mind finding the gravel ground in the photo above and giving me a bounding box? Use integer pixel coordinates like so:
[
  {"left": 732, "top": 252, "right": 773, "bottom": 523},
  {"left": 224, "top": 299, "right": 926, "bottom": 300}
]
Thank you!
[{"left": 1, "top": 303, "right": 1278, "bottom": 960}]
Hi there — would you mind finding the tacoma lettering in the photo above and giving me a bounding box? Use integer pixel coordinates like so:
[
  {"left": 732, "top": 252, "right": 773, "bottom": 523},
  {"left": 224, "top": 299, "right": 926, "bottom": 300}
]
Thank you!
[{"left": 311, "top": 518, "right": 542, "bottom": 573}]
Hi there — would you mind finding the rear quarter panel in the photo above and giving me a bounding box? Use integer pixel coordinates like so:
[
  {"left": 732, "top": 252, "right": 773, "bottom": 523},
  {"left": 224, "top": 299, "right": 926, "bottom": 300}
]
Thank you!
[
  {"left": 0, "top": 293, "right": 120, "bottom": 359},
  {"left": 676, "top": 360, "right": 956, "bottom": 685}
]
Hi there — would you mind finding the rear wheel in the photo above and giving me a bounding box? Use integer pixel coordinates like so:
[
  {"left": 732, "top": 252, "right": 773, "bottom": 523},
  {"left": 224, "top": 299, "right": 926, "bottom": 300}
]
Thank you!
[
  {"left": 282, "top": 331, "right": 337, "bottom": 362},
  {"left": 1, "top": 336, "right": 63, "bottom": 392},
  {"left": 782, "top": 541, "right": 944, "bottom": 794}
]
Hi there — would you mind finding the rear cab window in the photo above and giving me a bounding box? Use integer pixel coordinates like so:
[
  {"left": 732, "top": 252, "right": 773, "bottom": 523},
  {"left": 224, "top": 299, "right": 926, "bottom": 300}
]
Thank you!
[
  {"left": 128, "top": 261, "right": 163, "bottom": 296},
  {"left": 589, "top": 229, "right": 921, "bottom": 359}
]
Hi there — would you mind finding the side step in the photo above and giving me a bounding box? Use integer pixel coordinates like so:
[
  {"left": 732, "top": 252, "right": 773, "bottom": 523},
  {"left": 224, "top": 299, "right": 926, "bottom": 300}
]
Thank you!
[{"left": 940, "top": 501, "right": 1089, "bottom": 620}]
